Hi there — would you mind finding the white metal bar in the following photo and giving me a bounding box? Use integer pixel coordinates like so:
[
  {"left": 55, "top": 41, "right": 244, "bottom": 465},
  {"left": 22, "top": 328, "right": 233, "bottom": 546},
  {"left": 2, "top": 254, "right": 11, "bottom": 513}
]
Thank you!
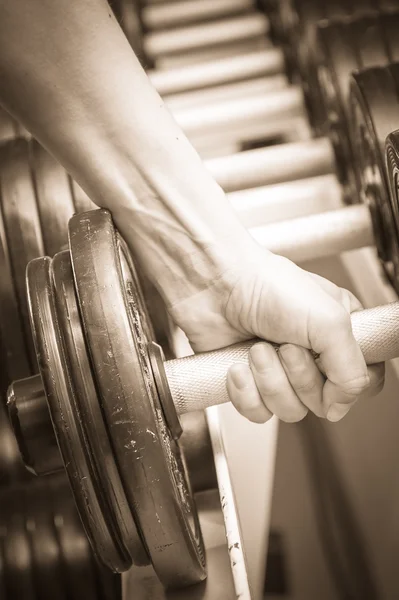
[
  {"left": 143, "top": 0, "right": 254, "bottom": 30},
  {"left": 205, "top": 138, "right": 334, "bottom": 192},
  {"left": 144, "top": 13, "right": 269, "bottom": 58}
]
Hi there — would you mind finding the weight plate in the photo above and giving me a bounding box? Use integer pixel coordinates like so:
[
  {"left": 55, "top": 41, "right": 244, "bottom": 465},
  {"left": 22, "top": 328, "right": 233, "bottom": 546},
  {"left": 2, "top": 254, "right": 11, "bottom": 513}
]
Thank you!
[
  {"left": 26, "top": 256, "right": 126, "bottom": 572},
  {"left": 0, "top": 487, "right": 36, "bottom": 600},
  {"left": 49, "top": 474, "right": 99, "bottom": 600},
  {"left": 279, "top": 0, "right": 349, "bottom": 130},
  {"left": 0, "top": 157, "right": 31, "bottom": 386},
  {"left": 0, "top": 138, "right": 44, "bottom": 372},
  {"left": 386, "top": 130, "right": 399, "bottom": 262},
  {"left": 349, "top": 64, "right": 399, "bottom": 278},
  {"left": 30, "top": 139, "right": 75, "bottom": 257},
  {"left": 316, "top": 11, "right": 399, "bottom": 198},
  {"left": 52, "top": 250, "right": 147, "bottom": 568},
  {"left": 69, "top": 209, "right": 206, "bottom": 588},
  {"left": 26, "top": 478, "right": 68, "bottom": 600}
]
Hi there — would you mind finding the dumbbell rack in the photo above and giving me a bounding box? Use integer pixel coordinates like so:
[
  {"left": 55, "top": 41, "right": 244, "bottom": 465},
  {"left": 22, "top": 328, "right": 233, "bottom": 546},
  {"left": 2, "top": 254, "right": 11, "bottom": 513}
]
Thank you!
[{"left": 3, "top": 0, "right": 399, "bottom": 598}]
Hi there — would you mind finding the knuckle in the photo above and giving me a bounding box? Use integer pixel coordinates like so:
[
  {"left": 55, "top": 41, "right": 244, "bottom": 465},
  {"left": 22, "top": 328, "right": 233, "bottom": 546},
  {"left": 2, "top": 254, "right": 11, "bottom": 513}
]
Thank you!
[{"left": 341, "top": 374, "right": 370, "bottom": 398}]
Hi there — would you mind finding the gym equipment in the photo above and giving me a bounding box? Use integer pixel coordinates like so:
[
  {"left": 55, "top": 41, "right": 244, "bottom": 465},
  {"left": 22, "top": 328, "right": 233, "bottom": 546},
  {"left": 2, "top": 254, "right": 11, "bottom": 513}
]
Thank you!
[
  {"left": 268, "top": 0, "right": 399, "bottom": 128},
  {"left": 350, "top": 63, "right": 399, "bottom": 276},
  {"left": 142, "top": 0, "right": 255, "bottom": 30},
  {"left": 8, "top": 208, "right": 399, "bottom": 587},
  {"left": 0, "top": 473, "right": 121, "bottom": 599},
  {"left": 315, "top": 10, "right": 399, "bottom": 196}
]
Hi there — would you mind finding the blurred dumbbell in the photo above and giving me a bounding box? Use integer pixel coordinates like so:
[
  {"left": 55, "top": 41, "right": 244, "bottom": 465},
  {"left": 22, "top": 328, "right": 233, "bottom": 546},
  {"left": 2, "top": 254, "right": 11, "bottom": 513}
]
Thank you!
[
  {"left": 267, "top": 0, "right": 399, "bottom": 129},
  {"left": 7, "top": 208, "right": 399, "bottom": 589},
  {"left": 0, "top": 473, "right": 121, "bottom": 600},
  {"left": 141, "top": 0, "right": 256, "bottom": 31},
  {"left": 113, "top": 0, "right": 271, "bottom": 69}
]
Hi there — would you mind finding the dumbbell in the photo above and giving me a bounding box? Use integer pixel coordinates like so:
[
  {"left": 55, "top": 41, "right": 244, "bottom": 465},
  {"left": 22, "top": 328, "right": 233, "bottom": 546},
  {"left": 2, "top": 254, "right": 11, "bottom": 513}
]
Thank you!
[
  {"left": 141, "top": 0, "right": 256, "bottom": 31},
  {"left": 154, "top": 9, "right": 399, "bottom": 177},
  {"left": 349, "top": 62, "right": 399, "bottom": 280},
  {"left": 233, "top": 58, "right": 399, "bottom": 281},
  {"left": 0, "top": 137, "right": 217, "bottom": 593},
  {"left": 8, "top": 208, "right": 399, "bottom": 588},
  {"left": 268, "top": 0, "right": 399, "bottom": 129},
  {"left": 193, "top": 10, "right": 399, "bottom": 198},
  {"left": 114, "top": 0, "right": 271, "bottom": 69},
  {"left": 386, "top": 129, "right": 399, "bottom": 226},
  {"left": 0, "top": 473, "right": 121, "bottom": 600}
]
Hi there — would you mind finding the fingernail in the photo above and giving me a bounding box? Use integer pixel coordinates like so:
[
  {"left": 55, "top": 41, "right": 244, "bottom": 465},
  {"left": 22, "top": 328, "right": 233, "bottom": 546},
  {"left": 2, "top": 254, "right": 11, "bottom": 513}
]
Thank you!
[
  {"left": 230, "top": 364, "right": 250, "bottom": 390},
  {"left": 327, "top": 402, "right": 352, "bottom": 422},
  {"left": 279, "top": 344, "right": 307, "bottom": 368},
  {"left": 250, "top": 343, "right": 273, "bottom": 372}
]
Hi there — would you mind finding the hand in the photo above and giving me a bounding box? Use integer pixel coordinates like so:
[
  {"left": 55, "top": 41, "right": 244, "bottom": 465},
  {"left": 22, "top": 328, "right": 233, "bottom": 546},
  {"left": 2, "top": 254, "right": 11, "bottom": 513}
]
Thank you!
[{"left": 168, "top": 248, "right": 385, "bottom": 424}]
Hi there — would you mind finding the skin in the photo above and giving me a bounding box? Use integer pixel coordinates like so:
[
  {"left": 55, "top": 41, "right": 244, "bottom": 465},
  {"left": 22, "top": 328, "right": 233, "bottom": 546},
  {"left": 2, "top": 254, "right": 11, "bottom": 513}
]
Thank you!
[{"left": 0, "top": 0, "right": 384, "bottom": 424}]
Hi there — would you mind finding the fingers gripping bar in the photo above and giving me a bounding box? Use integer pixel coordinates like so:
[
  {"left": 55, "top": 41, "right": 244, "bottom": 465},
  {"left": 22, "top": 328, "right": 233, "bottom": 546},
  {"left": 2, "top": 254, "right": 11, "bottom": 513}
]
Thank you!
[{"left": 165, "top": 303, "right": 399, "bottom": 415}]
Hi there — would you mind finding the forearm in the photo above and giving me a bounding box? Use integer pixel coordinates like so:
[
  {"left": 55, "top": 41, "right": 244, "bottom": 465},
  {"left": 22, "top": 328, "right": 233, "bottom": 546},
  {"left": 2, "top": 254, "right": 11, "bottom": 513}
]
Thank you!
[{"left": 0, "top": 0, "right": 258, "bottom": 306}]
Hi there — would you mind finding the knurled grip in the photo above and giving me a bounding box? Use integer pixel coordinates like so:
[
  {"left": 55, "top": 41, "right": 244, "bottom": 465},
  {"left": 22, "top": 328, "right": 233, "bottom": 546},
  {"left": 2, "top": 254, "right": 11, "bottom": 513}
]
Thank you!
[{"left": 165, "top": 302, "right": 399, "bottom": 414}]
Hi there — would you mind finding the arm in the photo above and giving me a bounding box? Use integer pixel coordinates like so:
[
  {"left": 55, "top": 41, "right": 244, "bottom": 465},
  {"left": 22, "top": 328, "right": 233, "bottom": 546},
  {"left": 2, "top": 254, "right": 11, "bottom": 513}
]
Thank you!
[{"left": 0, "top": 0, "right": 256, "bottom": 302}]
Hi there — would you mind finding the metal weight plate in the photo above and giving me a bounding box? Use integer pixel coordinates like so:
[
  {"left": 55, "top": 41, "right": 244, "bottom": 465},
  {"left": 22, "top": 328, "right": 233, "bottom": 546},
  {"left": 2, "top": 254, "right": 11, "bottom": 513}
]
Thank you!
[
  {"left": 277, "top": 0, "right": 349, "bottom": 130},
  {"left": 29, "top": 139, "right": 75, "bottom": 257},
  {"left": 26, "top": 256, "right": 127, "bottom": 572},
  {"left": 25, "top": 478, "right": 68, "bottom": 600},
  {"left": 0, "top": 171, "right": 31, "bottom": 386},
  {"left": 316, "top": 10, "right": 399, "bottom": 199},
  {"left": 69, "top": 209, "right": 206, "bottom": 588},
  {"left": 49, "top": 474, "right": 99, "bottom": 600},
  {"left": 0, "top": 487, "right": 36, "bottom": 600},
  {"left": 0, "top": 138, "right": 45, "bottom": 372},
  {"left": 349, "top": 64, "right": 399, "bottom": 281},
  {"left": 51, "top": 250, "right": 148, "bottom": 569},
  {"left": 386, "top": 129, "right": 399, "bottom": 254}
]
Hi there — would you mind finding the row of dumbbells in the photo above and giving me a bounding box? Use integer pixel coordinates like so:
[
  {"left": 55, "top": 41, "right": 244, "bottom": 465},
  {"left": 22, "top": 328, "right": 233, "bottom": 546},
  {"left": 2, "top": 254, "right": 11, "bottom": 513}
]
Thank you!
[{"left": 4, "top": 0, "right": 399, "bottom": 596}]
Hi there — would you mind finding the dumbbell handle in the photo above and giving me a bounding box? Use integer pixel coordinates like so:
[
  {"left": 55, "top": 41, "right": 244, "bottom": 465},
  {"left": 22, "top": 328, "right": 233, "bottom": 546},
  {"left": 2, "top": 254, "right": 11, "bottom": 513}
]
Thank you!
[{"left": 165, "top": 303, "right": 399, "bottom": 415}]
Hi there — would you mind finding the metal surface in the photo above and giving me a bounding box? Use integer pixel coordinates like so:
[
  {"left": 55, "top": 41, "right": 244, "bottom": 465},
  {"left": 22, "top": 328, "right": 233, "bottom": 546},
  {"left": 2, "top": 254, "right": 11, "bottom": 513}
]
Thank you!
[
  {"left": 0, "top": 191, "right": 30, "bottom": 387},
  {"left": 165, "top": 75, "right": 288, "bottom": 111},
  {"left": 149, "top": 48, "right": 285, "bottom": 96},
  {"left": 156, "top": 37, "right": 271, "bottom": 71},
  {"left": 273, "top": 0, "right": 399, "bottom": 129},
  {"left": 143, "top": 0, "right": 254, "bottom": 29},
  {"left": 205, "top": 138, "right": 334, "bottom": 193},
  {"left": 0, "top": 138, "right": 44, "bottom": 373},
  {"left": 69, "top": 210, "right": 206, "bottom": 586},
  {"left": 26, "top": 256, "right": 127, "bottom": 572},
  {"left": 229, "top": 174, "right": 342, "bottom": 227},
  {"left": 251, "top": 204, "right": 374, "bottom": 262},
  {"left": 316, "top": 11, "right": 399, "bottom": 197},
  {"left": 387, "top": 128, "right": 399, "bottom": 213},
  {"left": 174, "top": 86, "right": 304, "bottom": 138},
  {"left": 350, "top": 64, "right": 399, "bottom": 278},
  {"left": 144, "top": 13, "right": 269, "bottom": 59},
  {"left": 164, "top": 299, "right": 399, "bottom": 415}
]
